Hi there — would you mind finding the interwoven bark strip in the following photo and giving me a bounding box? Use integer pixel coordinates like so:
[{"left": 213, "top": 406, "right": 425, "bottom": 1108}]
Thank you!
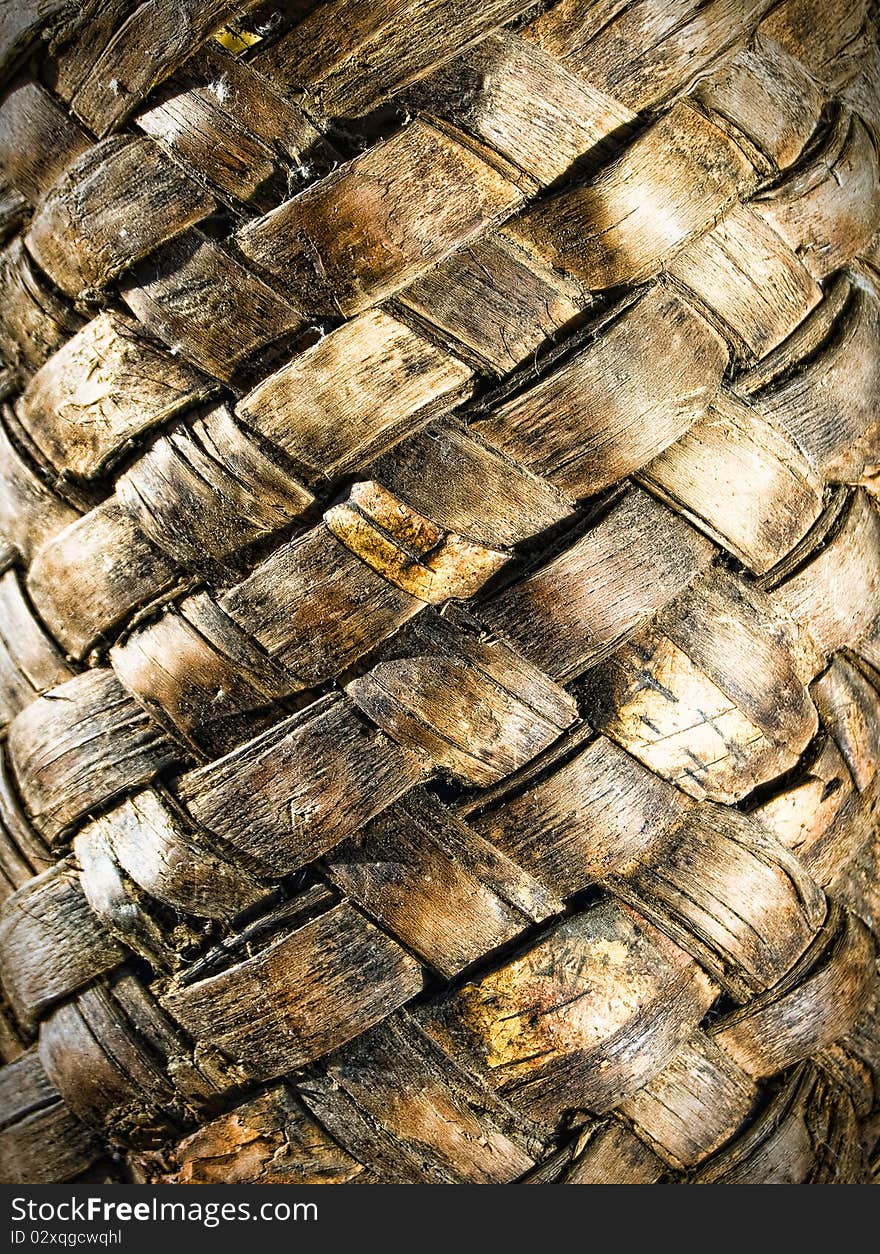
[{"left": 0, "top": 0, "right": 878, "bottom": 1186}]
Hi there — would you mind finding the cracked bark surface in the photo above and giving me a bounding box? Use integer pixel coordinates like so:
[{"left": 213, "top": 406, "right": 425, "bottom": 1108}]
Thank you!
[{"left": 0, "top": 0, "right": 878, "bottom": 1186}]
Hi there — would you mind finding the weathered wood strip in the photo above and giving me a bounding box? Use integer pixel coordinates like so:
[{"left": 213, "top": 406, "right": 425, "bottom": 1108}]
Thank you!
[
  {"left": 774, "top": 492, "right": 880, "bottom": 659},
  {"left": 396, "top": 231, "right": 587, "bottom": 375},
  {"left": 695, "top": 1065, "right": 864, "bottom": 1184},
  {"left": 326, "top": 789, "right": 562, "bottom": 979},
  {"left": 347, "top": 608, "right": 578, "bottom": 786},
  {"left": 252, "top": 0, "right": 536, "bottom": 120},
  {"left": 564, "top": 1121, "right": 666, "bottom": 1184},
  {"left": 28, "top": 406, "right": 314, "bottom": 659},
  {"left": 111, "top": 595, "right": 304, "bottom": 755},
  {"left": 178, "top": 694, "right": 429, "bottom": 875},
  {"left": 579, "top": 571, "right": 819, "bottom": 803},
  {"left": 507, "top": 103, "right": 757, "bottom": 289},
  {"left": 367, "top": 422, "right": 574, "bottom": 550},
  {"left": 237, "top": 118, "right": 530, "bottom": 317},
  {"left": 80, "top": 789, "right": 267, "bottom": 925},
  {"left": 18, "top": 310, "right": 210, "bottom": 480},
  {"left": 51, "top": 0, "right": 264, "bottom": 135},
  {"left": 475, "top": 286, "right": 728, "bottom": 497},
  {"left": 0, "top": 178, "right": 26, "bottom": 242},
  {"left": 754, "top": 113, "right": 880, "bottom": 280},
  {"left": 220, "top": 523, "right": 422, "bottom": 687},
  {"left": 752, "top": 735, "right": 857, "bottom": 886},
  {"left": 120, "top": 233, "right": 305, "bottom": 383},
  {"left": 0, "top": 79, "right": 91, "bottom": 204},
  {"left": 74, "top": 821, "right": 192, "bottom": 970},
  {"left": 470, "top": 734, "right": 691, "bottom": 897},
  {"left": 0, "top": 750, "right": 53, "bottom": 886},
  {"left": 236, "top": 309, "right": 473, "bottom": 477},
  {"left": 0, "top": 568, "right": 72, "bottom": 727},
  {"left": 0, "top": 1043, "right": 58, "bottom": 1124},
  {"left": 421, "top": 31, "right": 635, "bottom": 186},
  {"left": 757, "top": 0, "right": 869, "bottom": 80},
  {"left": 479, "top": 487, "right": 715, "bottom": 679},
  {"left": 695, "top": 34, "right": 824, "bottom": 169},
  {"left": 0, "top": 412, "right": 79, "bottom": 563},
  {"left": 319, "top": 1015, "right": 538, "bottom": 1183},
  {"left": 0, "top": 861, "right": 123, "bottom": 1024},
  {"left": 416, "top": 902, "right": 717, "bottom": 1122},
  {"left": 162, "top": 901, "right": 424, "bottom": 1079},
  {"left": 0, "top": 238, "right": 83, "bottom": 375},
  {"left": 525, "top": 0, "right": 774, "bottom": 112},
  {"left": 0, "top": 1048, "right": 100, "bottom": 1184},
  {"left": 812, "top": 657, "right": 880, "bottom": 794},
  {"left": 611, "top": 805, "right": 826, "bottom": 998},
  {"left": 669, "top": 204, "right": 822, "bottom": 359},
  {"left": 136, "top": 43, "right": 328, "bottom": 206},
  {"left": 117, "top": 406, "right": 314, "bottom": 567},
  {"left": 752, "top": 286, "right": 879, "bottom": 484},
  {"left": 130, "top": 1085, "right": 366, "bottom": 1184},
  {"left": 7, "top": 669, "right": 179, "bottom": 842},
  {"left": 658, "top": 571, "right": 819, "bottom": 727},
  {"left": 38, "top": 981, "right": 195, "bottom": 1141},
  {"left": 26, "top": 136, "right": 215, "bottom": 298},
  {"left": 0, "top": 0, "right": 69, "bottom": 84},
  {"left": 641, "top": 392, "right": 825, "bottom": 573},
  {"left": 713, "top": 907, "right": 875, "bottom": 1077},
  {"left": 618, "top": 1033, "right": 758, "bottom": 1170},
  {"left": 324, "top": 481, "right": 509, "bottom": 605},
  {"left": 734, "top": 275, "right": 850, "bottom": 395},
  {"left": 26, "top": 500, "right": 178, "bottom": 660},
  {"left": 296, "top": 1076, "right": 429, "bottom": 1185}
]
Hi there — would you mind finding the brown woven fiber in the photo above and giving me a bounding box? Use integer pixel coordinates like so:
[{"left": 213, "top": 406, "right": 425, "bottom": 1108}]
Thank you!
[{"left": 0, "top": 0, "right": 879, "bottom": 1187}]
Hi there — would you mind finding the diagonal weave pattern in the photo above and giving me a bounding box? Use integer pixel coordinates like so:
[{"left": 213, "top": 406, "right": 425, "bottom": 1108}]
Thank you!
[{"left": 0, "top": 0, "right": 879, "bottom": 1186}]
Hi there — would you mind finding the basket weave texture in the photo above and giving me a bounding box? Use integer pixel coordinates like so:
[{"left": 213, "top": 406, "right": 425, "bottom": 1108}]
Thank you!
[{"left": 0, "top": 0, "right": 879, "bottom": 1185}]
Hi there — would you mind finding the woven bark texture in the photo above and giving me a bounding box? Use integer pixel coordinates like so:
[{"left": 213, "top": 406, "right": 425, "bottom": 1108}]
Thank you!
[{"left": 0, "top": 0, "right": 879, "bottom": 1186}]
